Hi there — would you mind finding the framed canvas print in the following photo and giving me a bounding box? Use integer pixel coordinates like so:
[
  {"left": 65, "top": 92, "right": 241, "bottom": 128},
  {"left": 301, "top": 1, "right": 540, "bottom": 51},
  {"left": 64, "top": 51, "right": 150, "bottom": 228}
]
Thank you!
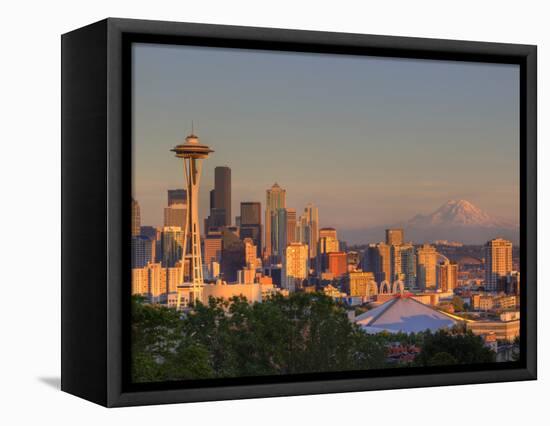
[{"left": 61, "top": 18, "right": 537, "bottom": 407}]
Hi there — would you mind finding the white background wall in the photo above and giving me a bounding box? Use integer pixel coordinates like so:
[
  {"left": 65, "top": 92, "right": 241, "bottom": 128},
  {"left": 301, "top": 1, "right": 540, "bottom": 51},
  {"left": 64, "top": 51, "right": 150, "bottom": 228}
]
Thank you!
[{"left": 1, "top": 0, "right": 546, "bottom": 423}]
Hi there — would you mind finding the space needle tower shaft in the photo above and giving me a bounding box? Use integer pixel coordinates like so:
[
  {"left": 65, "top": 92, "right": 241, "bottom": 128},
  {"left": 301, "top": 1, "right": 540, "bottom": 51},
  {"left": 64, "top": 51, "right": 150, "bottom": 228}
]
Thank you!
[{"left": 171, "top": 128, "right": 213, "bottom": 307}]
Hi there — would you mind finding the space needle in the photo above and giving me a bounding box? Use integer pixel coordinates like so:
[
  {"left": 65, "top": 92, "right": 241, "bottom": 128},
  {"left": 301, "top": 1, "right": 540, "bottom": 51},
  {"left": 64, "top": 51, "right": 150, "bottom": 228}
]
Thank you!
[{"left": 171, "top": 126, "right": 213, "bottom": 308}]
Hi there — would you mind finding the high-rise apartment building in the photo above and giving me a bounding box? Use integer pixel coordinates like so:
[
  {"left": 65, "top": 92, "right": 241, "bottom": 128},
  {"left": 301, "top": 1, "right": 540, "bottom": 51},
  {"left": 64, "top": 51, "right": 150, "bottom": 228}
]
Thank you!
[
  {"left": 484, "top": 238, "right": 513, "bottom": 292},
  {"left": 214, "top": 166, "right": 231, "bottom": 226},
  {"left": 131, "top": 262, "right": 167, "bottom": 302},
  {"left": 400, "top": 243, "right": 416, "bottom": 289},
  {"left": 166, "top": 264, "right": 184, "bottom": 293},
  {"left": 416, "top": 244, "right": 438, "bottom": 290},
  {"left": 385, "top": 228, "right": 404, "bottom": 246},
  {"left": 390, "top": 244, "right": 404, "bottom": 282},
  {"left": 131, "top": 267, "right": 149, "bottom": 295},
  {"left": 437, "top": 259, "right": 458, "bottom": 292},
  {"left": 282, "top": 242, "right": 308, "bottom": 292},
  {"left": 131, "top": 198, "right": 141, "bottom": 236},
  {"left": 265, "top": 183, "right": 286, "bottom": 259}
]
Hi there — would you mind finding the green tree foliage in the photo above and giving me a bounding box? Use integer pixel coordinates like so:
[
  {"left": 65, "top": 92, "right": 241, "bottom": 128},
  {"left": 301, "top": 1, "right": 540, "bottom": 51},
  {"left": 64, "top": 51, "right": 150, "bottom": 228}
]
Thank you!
[
  {"left": 414, "top": 329, "right": 496, "bottom": 367},
  {"left": 132, "top": 293, "right": 387, "bottom": 381},
  {"left": 183, "top": 293, "right": 387, "bottom": 378},
  {"left": 132, "top": 293, "right": 499, "bottom": 382},
  {"left": 131, "top": 296, "right": 213, "bottom": 383},
  {"left": 451, "top": 296, "right": 465, "bottom": 312},
  {"left": 426, "top": 352, "right": 458, "bottom": 366}
]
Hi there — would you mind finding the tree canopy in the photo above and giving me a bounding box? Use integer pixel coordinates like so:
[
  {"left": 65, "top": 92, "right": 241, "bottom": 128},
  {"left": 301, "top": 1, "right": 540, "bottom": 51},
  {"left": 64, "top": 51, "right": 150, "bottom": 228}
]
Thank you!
[{"left": 131, "top": 293, "right": 498, "bottom": 383}]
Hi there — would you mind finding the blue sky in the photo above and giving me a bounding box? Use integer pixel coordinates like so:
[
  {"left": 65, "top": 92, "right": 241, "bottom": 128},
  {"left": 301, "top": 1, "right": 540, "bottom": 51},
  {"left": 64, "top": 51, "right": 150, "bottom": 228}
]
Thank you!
[{"left": 132, "top": 43, "right": 519, "bottom": 231}]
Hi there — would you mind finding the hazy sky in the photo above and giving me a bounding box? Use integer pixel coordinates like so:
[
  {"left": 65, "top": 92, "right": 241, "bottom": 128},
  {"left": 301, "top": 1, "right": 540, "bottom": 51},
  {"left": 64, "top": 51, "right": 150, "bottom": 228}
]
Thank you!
[{"left": 132, "top": 43, "right": 519, "bottom": 231}]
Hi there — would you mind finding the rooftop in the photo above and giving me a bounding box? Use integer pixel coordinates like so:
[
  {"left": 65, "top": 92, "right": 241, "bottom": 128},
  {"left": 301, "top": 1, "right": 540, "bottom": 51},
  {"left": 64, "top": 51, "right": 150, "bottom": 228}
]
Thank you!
[{"left": 355, "top": 295, "right": 460, "bottom": 334}]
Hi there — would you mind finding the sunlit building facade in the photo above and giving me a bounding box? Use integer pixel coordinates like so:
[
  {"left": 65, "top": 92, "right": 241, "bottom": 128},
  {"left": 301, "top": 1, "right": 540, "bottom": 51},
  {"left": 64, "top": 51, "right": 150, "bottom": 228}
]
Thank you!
[
  {"left": 131, "top": 198, "right": 141, "bottom": 236},
  {"left": 282, "top": 242, "right": 308, "bottom": 292},
  {"left": 437, "top": 259, "right": 458, "bottom": 292},
  {"left": 327, "top": 251, "right": 348, "bottom": 278},
  {"left": 344, "top": 271, "right": 377, "bottom": 298},
  {"left": 163, "top": 203, "right": 186, "bottom": 229},
  {"left": 265, "top": 183, "right": 286, "bottom": 259},
  {"left": 385, "top": 228, "right": 404, "bottom": 246},
  {"left": 400, "top": 243, "right": 416, "bottom": 289},
  {"left": 484, "top": 238, "right": 513, "bottom": 292},
  {"left": 416, "top": 244, "right": 438, "bottom": 290}
]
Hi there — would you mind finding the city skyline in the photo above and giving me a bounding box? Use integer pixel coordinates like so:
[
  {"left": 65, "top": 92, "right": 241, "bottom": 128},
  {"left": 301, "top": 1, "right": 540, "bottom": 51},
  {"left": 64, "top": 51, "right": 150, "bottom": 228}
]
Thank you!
[{"left": 132, "top": 43, "right": 520, "bottom": 232}]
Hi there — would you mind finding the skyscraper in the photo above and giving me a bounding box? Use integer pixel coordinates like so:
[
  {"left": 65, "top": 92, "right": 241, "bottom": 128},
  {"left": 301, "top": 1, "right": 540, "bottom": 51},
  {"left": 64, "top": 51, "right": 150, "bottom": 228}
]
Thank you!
[
  {"left": 240, "top": 202, "right": 262, "bottom": 257},
  {"left": 327, "top": 252, "right": 348, "bottom": 278},
  {"left": 161, "top": 226, "right": 185, "bottom": 268},
  {"left": 318, "top": 228, "right": 339, "bottom": 253},
  {"left": 164, "top": 203, "right": 187, "bottom": 229},
  {"left": 171, "top": 130, "right": 213, "bottom": 305},
  {"left": 416, "top": 244, "right": 438, "bottom": 290},
  {"left": 243, "top": 237, "right": 258, "bottom": 268},
  {"left": 286, "top": 208, "right": 297, "bottom": 244},
  {"left": 220, "top": 227, "right": 245, "bottom": 283},
  {"left": 303, "top": 203, "right": 319, "bottom": 258},
  {"left": 240, "top": 201, "right": 261, "bottom": 225},
  {"left": 167, "top": 189, "right": 187, "bottom": 206},
  {"left": 437, "top": 259, "right": 458, "bottom": 292},
  {"left": 265, "top": 183, "right": 286, "bottom": 259},
  {"left": 140, "top": 226, "right": 159, "bottom": 262},
  {"left": 317, "top": 227, "right": 340, "bottom": 273},
  {"left": 131, "top": 235, "right": 153, "bottom": 268},
  {"left": 364, "top": 243, "right": 391, "bottom": 284},
  {"left": 484, "top": 238, "right": 513, "bottom": 292},
  {"left": 203, "top": 230, "right": 222, "bottom": 280},
  {"left": 390, "top": 244, "right": 403, "bottom": 282},
  {"left": 385, "top": 228, "right": 404, "bottom": 246},
  {"left": 275, "top": 208, "right": 289, "bottom": 261},
  {"left": 282, "top": 242, "right": 308, "bottom": 292},
  {"left": 131, "top": 198, "right": 141, "bottom": 236},
  {"left": 214, "top": 166, "right": 231, "bottom": 226},
  {"left": 400, "top": 243, "right": 416, "bottom": 289}
]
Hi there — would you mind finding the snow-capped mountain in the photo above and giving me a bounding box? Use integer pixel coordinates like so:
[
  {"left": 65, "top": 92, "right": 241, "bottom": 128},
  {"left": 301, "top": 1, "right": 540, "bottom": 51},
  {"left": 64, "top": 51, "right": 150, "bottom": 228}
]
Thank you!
[
  {"left": 407, "top": 199, "right": 514, "bottom": 228},
  {"left": 339, "top": 200, "right": 518, "bottom": 245}
]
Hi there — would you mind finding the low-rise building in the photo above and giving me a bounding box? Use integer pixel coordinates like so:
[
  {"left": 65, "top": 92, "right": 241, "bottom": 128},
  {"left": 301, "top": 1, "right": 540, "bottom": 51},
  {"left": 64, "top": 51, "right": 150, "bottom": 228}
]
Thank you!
[{"left": 467, "top": 314, "right": 520, "bottom": 342}]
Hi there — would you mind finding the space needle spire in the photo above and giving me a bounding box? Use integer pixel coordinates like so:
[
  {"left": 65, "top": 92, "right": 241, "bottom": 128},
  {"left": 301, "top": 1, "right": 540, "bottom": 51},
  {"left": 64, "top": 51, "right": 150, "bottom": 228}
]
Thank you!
[{"left": 171, "top": 126, "right": 213, "bottom": 308}]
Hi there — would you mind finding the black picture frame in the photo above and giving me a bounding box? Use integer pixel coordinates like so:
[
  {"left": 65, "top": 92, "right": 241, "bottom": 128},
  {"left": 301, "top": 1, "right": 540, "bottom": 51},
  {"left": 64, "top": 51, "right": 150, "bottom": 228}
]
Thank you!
[{"left": 61, "top": 17, "right": 537, "bottom": 407}]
